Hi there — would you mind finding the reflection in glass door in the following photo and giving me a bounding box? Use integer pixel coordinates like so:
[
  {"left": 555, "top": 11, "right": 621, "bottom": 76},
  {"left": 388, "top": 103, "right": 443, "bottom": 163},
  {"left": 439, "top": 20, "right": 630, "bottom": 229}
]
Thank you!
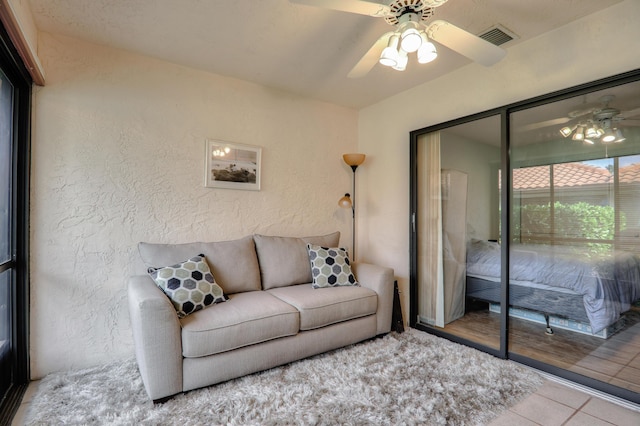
[
  {"left": 414, "top": 115, "right": 502, "bottom": 351},
  {"left": 509, "top": 80, "right": 640, "bottom": 394},
  {"left": 411, "top": 74, "right": 640, "bottom": 404}
]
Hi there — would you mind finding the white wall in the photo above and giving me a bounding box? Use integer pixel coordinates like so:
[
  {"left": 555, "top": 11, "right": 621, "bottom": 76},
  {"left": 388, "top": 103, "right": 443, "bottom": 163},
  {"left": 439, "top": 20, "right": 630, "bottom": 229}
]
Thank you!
[
  {"left": 357, "top": 0, "right": 640, "bottom": 323},
  {"left": 30, "top": 33, "right": 358, "bottom": 378}
]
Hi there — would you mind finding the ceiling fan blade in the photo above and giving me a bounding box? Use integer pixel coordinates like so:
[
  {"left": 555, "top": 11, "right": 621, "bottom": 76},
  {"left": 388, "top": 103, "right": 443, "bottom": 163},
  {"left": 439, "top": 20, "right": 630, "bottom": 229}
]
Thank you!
[
  {"left": 619, "top": 119, "right": 640, "bottom": 127},
  {"left": 289, "top": 0, "right": 390, "bottom": 17},
  {"left": 618, "top": 107, "right": 640, "bottom": 119},
  {"left": 426, "top": 20, "right": 506, "bottom": 67},
  {"left": 519, "top": 117, "right": 573, "bottom": 132},
  {"left": 348, "top": 32, "right": 392, "bottom": 78},
  {"left": 567, "top": 107, "right": 597, "bottom": 118}
]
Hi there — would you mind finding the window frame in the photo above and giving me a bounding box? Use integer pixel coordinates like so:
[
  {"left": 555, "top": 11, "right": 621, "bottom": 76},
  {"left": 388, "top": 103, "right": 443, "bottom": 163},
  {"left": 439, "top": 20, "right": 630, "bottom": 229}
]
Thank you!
[{"left": 0, "top": 17, "right": 31, "bottom": 423}]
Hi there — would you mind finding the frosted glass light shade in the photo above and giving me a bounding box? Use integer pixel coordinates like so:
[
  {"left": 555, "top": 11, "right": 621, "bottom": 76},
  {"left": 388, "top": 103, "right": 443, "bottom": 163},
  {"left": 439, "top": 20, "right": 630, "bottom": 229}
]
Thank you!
[
  {"left": 601, "top": 128, "right": 616, "bottom": 143},
  {"left": 584, "top": 127, "right": 596, "bottom": 138},
  {"left": 338, "top": 193, "right": 352, "bottom": 208},
  {"left": 572, "top": 126, "right": 585, "bottom": 141},
  {"left": 417, "top": 41, "right": 437, "bottom": 64},
  {"left": 379, "top": 34, "right": 400, "bottom": 67},
  {"left": 343, "top": 153, "right": 366, "bottom": 167},
  {"left": 400, "top": 27, "right": 422, "bottom": 52},
  {"left": 393, "top": 49, "right": 408, "bottom": 71},
  {"left": 559, "top": 126, "right": 573, "bottom": 137}
]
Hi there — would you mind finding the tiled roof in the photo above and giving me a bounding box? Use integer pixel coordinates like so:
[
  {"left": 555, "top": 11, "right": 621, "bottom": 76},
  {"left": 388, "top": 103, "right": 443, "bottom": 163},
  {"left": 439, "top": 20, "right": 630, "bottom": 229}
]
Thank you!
[
  {"left": 620, "top": 162, "right": 640, "bottom": 183},
  {"left": 513, "top": 163, "right": 612, "bottom": 190}
]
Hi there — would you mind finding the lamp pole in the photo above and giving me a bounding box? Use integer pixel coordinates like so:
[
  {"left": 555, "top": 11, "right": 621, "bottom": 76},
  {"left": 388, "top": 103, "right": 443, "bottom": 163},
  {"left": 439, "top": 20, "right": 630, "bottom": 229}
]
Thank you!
[{"left": 341, "top": 153, "right": 366, "bottom": 261}]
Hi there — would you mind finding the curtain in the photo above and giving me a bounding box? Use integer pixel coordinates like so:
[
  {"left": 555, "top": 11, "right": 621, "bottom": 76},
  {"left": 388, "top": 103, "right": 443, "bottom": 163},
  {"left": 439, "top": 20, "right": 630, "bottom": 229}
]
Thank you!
[
  {"left": 417, "top": 132, "right": 444, "bottom": 327},
  {"left": 441, "top": 169, "right": 468, "bottom": 323}
]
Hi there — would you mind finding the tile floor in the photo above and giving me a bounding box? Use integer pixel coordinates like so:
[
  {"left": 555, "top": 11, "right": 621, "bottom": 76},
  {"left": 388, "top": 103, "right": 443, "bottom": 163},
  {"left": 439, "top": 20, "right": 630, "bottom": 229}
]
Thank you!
[
  {"left": 490, "top": 379, "right": 640, "bottom": 426},
  {"left": 11, "top": 376, "right": 640, "bottom": 425}
]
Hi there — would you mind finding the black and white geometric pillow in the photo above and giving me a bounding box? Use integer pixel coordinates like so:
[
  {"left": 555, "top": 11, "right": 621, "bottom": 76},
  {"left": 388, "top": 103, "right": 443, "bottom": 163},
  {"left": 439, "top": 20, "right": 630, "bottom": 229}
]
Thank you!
[
  {"left": 307, "top": 244, "right": 359, "bottom": 288},
  {"left": 148, "top": 254, "right": 227, "bottom": 318}
]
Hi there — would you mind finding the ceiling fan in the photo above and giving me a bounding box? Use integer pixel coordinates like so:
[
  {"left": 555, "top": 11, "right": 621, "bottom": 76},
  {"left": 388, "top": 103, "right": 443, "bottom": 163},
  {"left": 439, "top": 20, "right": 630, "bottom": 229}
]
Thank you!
[
  {"left": 522, "top": 95, "right": 640, "bottom": 144},
  {"left": 290, "top": 0, "right": 507, "bottom": 78}
]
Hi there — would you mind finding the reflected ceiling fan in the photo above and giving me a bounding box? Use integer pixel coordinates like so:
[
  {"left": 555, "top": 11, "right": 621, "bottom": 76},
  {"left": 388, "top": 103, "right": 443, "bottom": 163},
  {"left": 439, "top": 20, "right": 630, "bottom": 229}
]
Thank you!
[
  {"left": 290, "top": 0, "right": 507, "bottom": 78},
  {"left": 523, "top": 95, "right": 640, "bottom": 144}
]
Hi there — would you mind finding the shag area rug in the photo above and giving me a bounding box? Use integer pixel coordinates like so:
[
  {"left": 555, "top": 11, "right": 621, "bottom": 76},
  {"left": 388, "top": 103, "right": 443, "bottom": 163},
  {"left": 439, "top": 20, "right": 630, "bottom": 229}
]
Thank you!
[{"left": 24, "top": 330, "right": 543, "bottom": 425}]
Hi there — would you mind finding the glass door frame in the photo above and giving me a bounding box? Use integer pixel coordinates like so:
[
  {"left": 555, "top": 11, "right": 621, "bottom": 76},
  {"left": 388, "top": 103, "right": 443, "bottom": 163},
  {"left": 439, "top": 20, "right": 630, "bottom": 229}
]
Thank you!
[
  {"left": 409, "top": 68, "right": 640, "bottom": 404},
  {"left": 0, "top": 20, "right": 32, "bottom": 421}
]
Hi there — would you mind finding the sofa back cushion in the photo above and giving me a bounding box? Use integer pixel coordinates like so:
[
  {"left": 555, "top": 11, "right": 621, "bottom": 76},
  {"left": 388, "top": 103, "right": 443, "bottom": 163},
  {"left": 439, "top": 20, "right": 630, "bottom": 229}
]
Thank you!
[
  {"left": 254, "top": 232, "right": 340, "bottom": 290},
  {"left": 138, "top": 235, "right": 261, "bottom": 294}
]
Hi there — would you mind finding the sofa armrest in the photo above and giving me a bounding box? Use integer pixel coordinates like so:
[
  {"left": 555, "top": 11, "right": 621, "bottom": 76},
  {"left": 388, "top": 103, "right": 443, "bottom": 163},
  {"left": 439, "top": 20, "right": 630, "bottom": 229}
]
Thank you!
[
  {"left": 128, "top": 275, "right": 183, "bottom": 400},
  {"left": 352, "top": 262, "right": 394, "bottom": 335}
]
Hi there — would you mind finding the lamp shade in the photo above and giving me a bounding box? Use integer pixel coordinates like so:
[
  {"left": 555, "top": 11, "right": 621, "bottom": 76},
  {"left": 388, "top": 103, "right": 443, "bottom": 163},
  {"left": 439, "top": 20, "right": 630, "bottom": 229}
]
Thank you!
[
  {"left": 585, "top": 126, "right": 601, "bottom": 139},
  {"left": 343, "top": 153, "right": 366, "bottom": 167},
  {"left": 400, "top": 23, "right": 422, "bottom": 53},
  {"left": 338, "top": 193, "right": 352, "bottom": 209},
  {"left": 393, "top": 49, "right": 409, "bottom": 71},
  {"left": 572, "top": 126, "right": 585, "bottom": 141},
  {"left": 379, "top": 34, "right": 400, "bottom": 67},
  {"left": 559, "top": 126, "right": 573, "bottom": 137},
  {"left": 417, "top": 40, "right": 437, "bottom": 64},
  {"left": 602, "top": 128, "right": 616, "bottom": 143}
]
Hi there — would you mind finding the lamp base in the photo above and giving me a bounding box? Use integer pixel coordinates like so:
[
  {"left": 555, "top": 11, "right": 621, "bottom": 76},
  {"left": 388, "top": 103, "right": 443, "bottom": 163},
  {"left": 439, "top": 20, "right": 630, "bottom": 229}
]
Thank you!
[{"left": 392, "top": 281, "right": 404, "bottom": 333}]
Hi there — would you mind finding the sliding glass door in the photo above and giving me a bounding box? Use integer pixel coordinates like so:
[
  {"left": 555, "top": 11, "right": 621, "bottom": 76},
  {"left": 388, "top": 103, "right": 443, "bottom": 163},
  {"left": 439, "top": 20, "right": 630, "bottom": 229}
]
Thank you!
[
  {"left": 0, "top": 21, "right": 32, "bottom": 421},
  {"left": 509, "top": 80, "right": 640, "bottom": 397},
  {"left": 411, "top": 71, "right": 640, "bottom": 404},
  {"left": 412, "top": 114, "right": 503, "bottom": 352}
]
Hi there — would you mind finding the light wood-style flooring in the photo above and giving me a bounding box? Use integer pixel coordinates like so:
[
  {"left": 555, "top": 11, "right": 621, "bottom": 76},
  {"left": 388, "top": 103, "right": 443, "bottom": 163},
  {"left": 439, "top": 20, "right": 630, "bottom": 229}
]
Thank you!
[{"left": 442, "top": 305, "right": 640, "bottom": 394}]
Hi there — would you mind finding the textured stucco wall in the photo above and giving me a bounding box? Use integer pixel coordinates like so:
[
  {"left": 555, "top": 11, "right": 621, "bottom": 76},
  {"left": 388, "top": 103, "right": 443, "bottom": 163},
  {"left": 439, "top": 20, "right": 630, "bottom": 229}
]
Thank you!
[
  {"left": 357, "top": 0, "right": 640, "bottom": 323},
  {"left": 30, "top": 33, "right": 358, "bottom": 378}
]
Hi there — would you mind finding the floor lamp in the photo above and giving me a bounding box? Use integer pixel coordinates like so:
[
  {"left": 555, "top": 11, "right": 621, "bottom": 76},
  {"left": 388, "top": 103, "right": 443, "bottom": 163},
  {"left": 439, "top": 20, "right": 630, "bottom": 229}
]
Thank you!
[{"left": 338, "top": 153, "right": 365, "bottom": 261}]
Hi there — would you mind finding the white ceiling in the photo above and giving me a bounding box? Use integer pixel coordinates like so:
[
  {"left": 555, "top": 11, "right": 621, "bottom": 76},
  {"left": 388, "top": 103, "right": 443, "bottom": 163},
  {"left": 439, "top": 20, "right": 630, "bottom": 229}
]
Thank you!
[{"left": 28, "top": 0, "right": 623, "bottom": 109}]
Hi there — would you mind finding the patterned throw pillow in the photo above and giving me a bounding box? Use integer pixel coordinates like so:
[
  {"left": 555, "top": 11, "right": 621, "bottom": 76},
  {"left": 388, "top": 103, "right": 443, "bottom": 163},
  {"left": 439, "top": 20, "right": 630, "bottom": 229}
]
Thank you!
[
  {"left": 307, "top": 244, "right": 359, "bottom": 288},
  {"left": 148, "top": 254, "right": 227, "bottom": 318}
]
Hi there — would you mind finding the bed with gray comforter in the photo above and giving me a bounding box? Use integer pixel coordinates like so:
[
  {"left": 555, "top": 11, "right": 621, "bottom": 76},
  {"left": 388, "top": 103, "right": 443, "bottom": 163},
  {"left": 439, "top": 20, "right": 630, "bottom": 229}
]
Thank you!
[{"left": 465, "top": 239, "right": 640, "bottom": 333}]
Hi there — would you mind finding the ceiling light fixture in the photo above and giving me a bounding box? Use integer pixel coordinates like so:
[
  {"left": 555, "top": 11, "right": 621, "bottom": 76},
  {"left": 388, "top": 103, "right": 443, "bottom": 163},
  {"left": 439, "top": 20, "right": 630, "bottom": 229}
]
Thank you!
[
  {"left": 601, "top": 128, "right": 617, "bottom": 143},
  {"left": 560, "top": 120, "right": 625, "bottom": 144},
  {"left": 417, "top": 32, "right": 438, "bottom": 63},
  {"left": 559, "top": 125, "right": 575, "bottom": 138},
  {"left": 399, "top": 21, "right": 422, "bottom": 52},
  {"left": 378, "top": 12, "right": 438, "bottom": 71},
  {"left": 393, "top": 49, "right": 409, "bottom": 71},
  {"left": 572, "top": 125, "right": 585, "bottom": 141},
  {"left": 379, "top": 34, "right": 400, "bottom": 67}
]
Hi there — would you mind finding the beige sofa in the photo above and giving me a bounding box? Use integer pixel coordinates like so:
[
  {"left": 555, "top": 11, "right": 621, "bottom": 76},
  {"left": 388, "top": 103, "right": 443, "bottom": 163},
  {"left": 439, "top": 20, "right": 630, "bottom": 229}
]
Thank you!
[{"left": 128, "top": 232, "right": 395, "bottom": 401}]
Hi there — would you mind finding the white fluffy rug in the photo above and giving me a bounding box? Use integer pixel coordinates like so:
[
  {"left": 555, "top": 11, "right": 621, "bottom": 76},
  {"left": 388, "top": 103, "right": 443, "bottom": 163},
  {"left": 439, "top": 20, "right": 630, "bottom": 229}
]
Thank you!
[{"left": 24, "top": 330, "right": 542, "bottom": 425}]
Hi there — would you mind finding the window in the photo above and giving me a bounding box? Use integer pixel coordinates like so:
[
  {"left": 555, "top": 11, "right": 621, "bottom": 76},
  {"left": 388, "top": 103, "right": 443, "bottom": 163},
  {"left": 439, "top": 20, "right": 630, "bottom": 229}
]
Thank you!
[{"left": 0, "top": 21, "right": 32, "bottom": 422}]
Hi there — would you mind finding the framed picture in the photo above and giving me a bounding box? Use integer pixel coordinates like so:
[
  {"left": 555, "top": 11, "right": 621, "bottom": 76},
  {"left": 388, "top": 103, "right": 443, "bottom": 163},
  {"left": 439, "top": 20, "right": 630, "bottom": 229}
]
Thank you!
[{"left": 204, "top": 140, "right": 261, "bottom": 190}]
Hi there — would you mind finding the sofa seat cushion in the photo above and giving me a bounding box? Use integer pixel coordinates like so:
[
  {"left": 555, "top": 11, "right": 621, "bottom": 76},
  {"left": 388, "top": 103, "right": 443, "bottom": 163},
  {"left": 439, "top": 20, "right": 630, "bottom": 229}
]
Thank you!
[
  {"left": 180, "top": 291, "right": 299, "bottom": 358},
  {"left": 267, "top": 284, "right": 377, "bottom": 331}
]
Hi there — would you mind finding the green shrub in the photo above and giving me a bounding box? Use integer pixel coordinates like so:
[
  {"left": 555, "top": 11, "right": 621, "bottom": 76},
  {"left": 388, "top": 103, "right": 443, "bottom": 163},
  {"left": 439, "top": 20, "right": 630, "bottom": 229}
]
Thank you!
[{"left": 513, "top": 201, "right": 625, "bottom": 254}]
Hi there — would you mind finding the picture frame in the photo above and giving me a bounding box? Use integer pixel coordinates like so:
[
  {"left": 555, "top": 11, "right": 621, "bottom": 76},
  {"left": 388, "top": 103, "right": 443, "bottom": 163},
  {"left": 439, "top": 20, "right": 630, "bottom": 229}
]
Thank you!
[{"left": 204, "top": 139, "right": 261, "bottom": 190}]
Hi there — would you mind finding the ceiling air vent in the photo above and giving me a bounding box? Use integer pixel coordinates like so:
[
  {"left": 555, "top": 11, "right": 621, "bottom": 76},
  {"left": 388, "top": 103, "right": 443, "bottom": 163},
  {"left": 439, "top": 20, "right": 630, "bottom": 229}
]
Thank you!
[{"left": 478, "top": 25, "right": 518, "bottom": 46}]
